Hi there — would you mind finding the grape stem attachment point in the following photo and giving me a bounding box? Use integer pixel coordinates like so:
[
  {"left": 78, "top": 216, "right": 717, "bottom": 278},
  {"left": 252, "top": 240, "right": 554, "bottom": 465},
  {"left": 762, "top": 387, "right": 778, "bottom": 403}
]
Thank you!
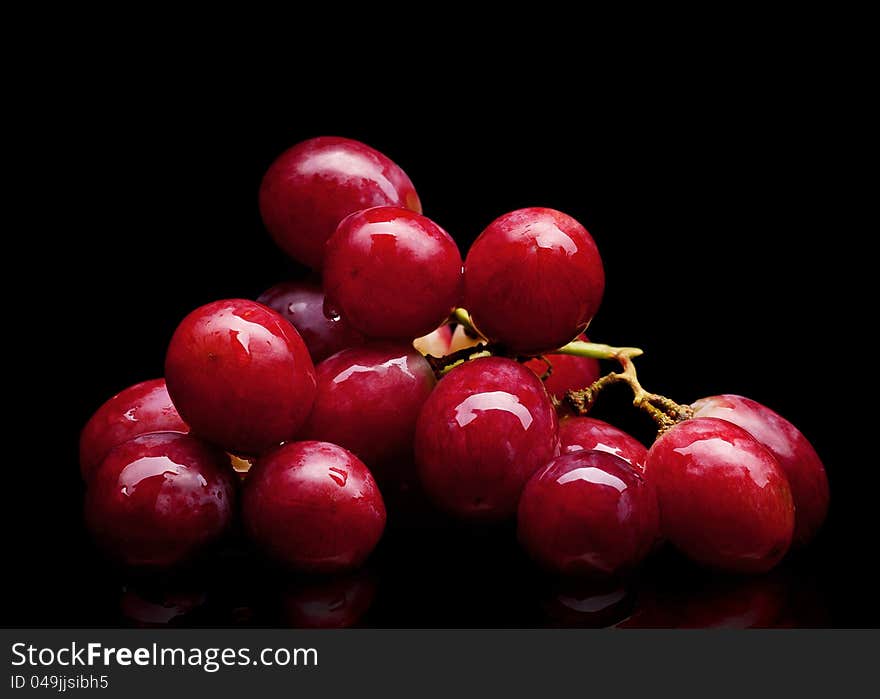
[
  {"left": 452, "top": 308, "right": 482, "bottom": 339},
  {"left": 425, "top": 343, "right": 494, "bottom": 377}
]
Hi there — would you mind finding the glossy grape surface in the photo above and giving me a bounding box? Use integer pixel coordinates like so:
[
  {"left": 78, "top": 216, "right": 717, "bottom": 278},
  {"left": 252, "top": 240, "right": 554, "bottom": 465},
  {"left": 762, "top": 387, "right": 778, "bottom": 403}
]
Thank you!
[
  {"left": 518, "top": 451, "right": 659, "bottom": 578},
  {"left": 80, "top": 379, "right": 188, "bottom": 480},
  {"left": 415, "top": 357, "right": 559, "bottom": 520},
  {"left": 165, "top": 299, "right": 316, "bottom": 455},
  {"left": 464, "top": 208, "right": 605, "bottom": 354},
  {"left": 259, "top": 137, "right": 421, "bottom": 269},
  {"left": 300, "top": 344, "right": 435, "bottom": 478},
  {"left": 257, "top": 280, "right": 363, "bottom": 362},
  {"left": 242, "top": 441, "right": 386, "bottom": 574},
  {"left": 558, "top": 417, "right": 648, "bottom": 471},
  {"left": 644, "top": 417, "right": 795, "bottom": 573},
  {"left": 324, "top": 207, "right": 463, "bottom": 340},
  {"left": 85, "top": 433, "right": 235, "bottom": 568},
  {"left": 692, "top": 394, "right": 829, "bottom": 546}
]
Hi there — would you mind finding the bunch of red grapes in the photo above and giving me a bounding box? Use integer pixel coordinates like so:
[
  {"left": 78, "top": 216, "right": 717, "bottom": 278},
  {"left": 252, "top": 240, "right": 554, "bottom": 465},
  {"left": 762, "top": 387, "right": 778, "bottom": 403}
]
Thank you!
[{"left": 81, "top": 136, "right": 829, "bottom": 581}]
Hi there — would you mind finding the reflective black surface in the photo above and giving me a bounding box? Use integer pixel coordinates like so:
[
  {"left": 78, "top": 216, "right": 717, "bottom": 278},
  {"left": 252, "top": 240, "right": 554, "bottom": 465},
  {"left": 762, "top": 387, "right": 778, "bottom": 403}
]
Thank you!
[
  {"left": 9, "top": 73, "right": 874, "bottom": 627},
  {"left": 15, "top": 506, "right": 836, "bottom": 628}
]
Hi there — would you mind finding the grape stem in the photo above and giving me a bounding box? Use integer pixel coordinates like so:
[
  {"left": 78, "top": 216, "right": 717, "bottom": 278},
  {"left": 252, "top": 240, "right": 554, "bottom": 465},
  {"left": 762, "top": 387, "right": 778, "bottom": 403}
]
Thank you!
[
  {"left": 564, "top": 352, "right": 693, "bottom": 431},
  {"left": 555, "top": 339, "right": 645, "bottom": 361},
  {"left": 452, "top": 308, "right": 480, "bottom": 337},
  {"left": 451, "top": 309, "right": 645, "bottom": 362},
  {"left": 425, "top": 342, "right": 494, "bottom": 376},
  {"left": 428, "top": 310, "right": 648, "bottom": 378}
]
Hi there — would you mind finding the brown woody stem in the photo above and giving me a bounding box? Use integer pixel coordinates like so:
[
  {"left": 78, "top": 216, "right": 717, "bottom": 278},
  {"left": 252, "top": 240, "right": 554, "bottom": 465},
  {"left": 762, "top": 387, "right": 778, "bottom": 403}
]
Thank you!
[{"left": 564, "top": 351, "right": 692, "bottom": 431}]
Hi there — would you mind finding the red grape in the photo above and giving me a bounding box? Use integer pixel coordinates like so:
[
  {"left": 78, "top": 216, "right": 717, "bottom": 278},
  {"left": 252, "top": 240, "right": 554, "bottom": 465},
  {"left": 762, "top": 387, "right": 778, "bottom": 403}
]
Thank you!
[
  {"left": 415, "top": 357, "right": 559, "bottom": 520},
  {"left": 80, "top": 378, "right": 188, "bottom": 480},
  {"left": 524, "top": 334, "right": 601, "bottom": 405},
  {"left": 242, "top": 441, "right": 386, "bottom": 574},
  {"left": 463, "top": 208, "right": 605, "bottom": 354},
  {"left": 518, "top": 451, "right": 659, "bottom": 578},
  {"left": 692, "top": 394, "right": 829, "bottom": 547},
  {"left": 299, "top": 344, "right": 435, "bottom": 479},
  {"left": 324, "top": 206, "right": 463, "bottom": 340},
  {"left": 85, "top": 433, "right": 235, "bottom": 568},
  {"left": 644, "top": 417, "right": 795, "bottom": 573},
  {"left": 259, "top": 137, "right": 421, "bottom": 269},
  {"left": 558, "top": 417, "right": 647, "bottom": 471},
  {"left": 257, "top": 280, "right": 363, "bottom": 362},
  {"left": 165, "top": 299, "right": 316, "bottom": 455}
]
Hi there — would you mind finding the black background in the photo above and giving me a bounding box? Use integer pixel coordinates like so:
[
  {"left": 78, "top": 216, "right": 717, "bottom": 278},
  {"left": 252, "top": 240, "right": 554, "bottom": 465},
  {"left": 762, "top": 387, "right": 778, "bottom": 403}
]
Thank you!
[{"left": 8, "top": 52, "right": 874, "bottom": 628}]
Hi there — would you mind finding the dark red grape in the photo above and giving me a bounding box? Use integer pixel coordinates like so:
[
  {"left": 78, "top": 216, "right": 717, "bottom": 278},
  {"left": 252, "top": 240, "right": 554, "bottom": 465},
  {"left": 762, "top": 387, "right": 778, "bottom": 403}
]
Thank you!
[
  {"left": 80, "top": 378, "right": 188, "bottom": 480},
  {"left": 299, "top": 344, "right": 435, "bottom": 480},
  {"left": 259, "top": 137, "right": 421, "bottom": 269},
  {"left": 644, "top": 417, "right": 795, "bottom": 573},
  {"left": 463, "top": 208, "right": 605, "bottom": 354},
  {"left": 242, "top": 441, "right": 386, "bottom": 574},
  {"left": 692, "top": 394, "right": 828, "bottom": 547},
  {"left": 165, "top": 299, "right": 316, "bottom": 455},
  {"left": 324, "top": 206, "right": 463, "bottom": 340},
  {"left": 415, "top": 357, "right": 559, "bottom": 520},
  {"left": 85, "top": 433, "right": 235, "bottom": 568},
  {"left": 524, "top": 334, "right": 601, "bottom": 405},
  {"left": 558, "top": 417, "right": 647, "bottom": 471},
  {"left": 257, "top": 280, "right": 363, "bottom": 362},
  {"left": 518, "top": 451, "right": 659, "bottom": 578}
]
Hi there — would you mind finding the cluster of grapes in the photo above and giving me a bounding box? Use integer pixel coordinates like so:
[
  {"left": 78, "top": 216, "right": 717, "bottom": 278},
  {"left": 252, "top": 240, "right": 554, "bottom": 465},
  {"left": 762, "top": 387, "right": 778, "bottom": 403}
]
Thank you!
[{"left": 81, "top": 137, "right": 829, "bottom": 582}]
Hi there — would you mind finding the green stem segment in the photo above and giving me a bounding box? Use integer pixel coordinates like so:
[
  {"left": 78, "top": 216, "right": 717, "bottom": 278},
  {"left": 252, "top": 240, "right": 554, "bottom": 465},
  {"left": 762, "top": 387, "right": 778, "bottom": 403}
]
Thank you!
[
  {"left": 555, "top": 340, "right": 645, "bottom": 362},
  {"left": 453, "top": 309, "right": 645, "bottom": 362},
  {"left": 452, "top": 308, "right": 481, "bottom": 338}
]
